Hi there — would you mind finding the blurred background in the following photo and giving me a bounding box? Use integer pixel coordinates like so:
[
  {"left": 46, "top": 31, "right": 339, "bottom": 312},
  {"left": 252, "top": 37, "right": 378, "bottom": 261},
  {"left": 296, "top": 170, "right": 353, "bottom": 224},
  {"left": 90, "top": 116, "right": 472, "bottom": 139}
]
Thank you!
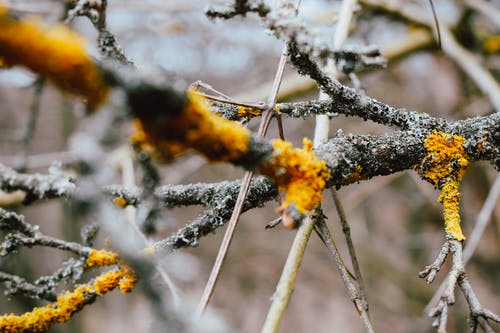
[{"left": 0, "top": 0, "right": 499, "bottom": 332}]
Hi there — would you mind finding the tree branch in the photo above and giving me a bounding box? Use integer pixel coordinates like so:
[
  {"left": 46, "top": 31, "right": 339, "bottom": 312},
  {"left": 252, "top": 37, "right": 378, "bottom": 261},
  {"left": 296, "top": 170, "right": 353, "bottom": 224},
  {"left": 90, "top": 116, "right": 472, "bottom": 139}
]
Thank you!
[{"left": 0, "top": 163, "right": 75, "bottom": 204}]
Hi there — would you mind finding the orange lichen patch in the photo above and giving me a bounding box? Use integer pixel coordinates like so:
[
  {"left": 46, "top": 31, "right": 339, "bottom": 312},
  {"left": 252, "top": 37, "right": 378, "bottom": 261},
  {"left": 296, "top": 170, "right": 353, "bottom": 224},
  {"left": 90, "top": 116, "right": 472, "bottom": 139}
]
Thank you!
[
  {"left": 260, "top": 138, "right": 330, "bottom": 217},
  {"left": 439, "top": 181, "right": 465, "bottom": 241},
  {"left": 0, "top": 265, "right": 135, "bottom": 333},
  {"left": 341, "top": 165, "right": 366, "bottom": 186},
  {"left": 0, "top": 287, "right": 87, "bottom": 332},
  {"left": 236, "top": 105, "right": 262, "bottom": 119},
  {"left": 483, "top": 35, "right": 500, "bottom": 54},
  {"left": 0, "top": 7, "right": 109, "bottom": 110},
  {"left": 132, "top": 89, "right": 251, "bottom": 162},
  {"left": 85, "top": 249, "right": 119, "bottom": 268},
  {"left": 118, "top": 264, "right": 136, "bottom": 293},
  {"left": 422, "top": 130, "right": 468, "bottom": 185},
  {"left": 93, "top": 269, "right": 124, "bottom": 295},
  {"left": 85, "top": 249, "right": 135, "bottom": 294},
  {"left": 421, "top": 130, "right": 469, "bottom": 241},
  {"left": 113, "top": 196, "right": 128, "bottom": 208}
]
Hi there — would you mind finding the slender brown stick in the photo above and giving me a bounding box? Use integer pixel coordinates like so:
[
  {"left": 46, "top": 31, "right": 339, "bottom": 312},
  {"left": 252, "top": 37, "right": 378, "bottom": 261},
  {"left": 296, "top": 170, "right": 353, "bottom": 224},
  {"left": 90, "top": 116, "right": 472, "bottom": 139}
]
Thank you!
[
  {"left": 314, "top": 215, "right": 375, "bottom": 333},
  {"left": 425, "top": 175, "right": 500, "bottom": 312},
  {"left": 317, "top": 0, "right": 371, "bottom": 317},
  {"left": 427, "top": 0, "right": 441, "bottom": 49},
  {"left": 331, "top": 188, "right": 369, "bottom": 312},
  {"left": 359, "top": 0, "right": 500, "bottom": 112},
  {"left": 261, "top": 209, "right": 318, "bottom": 333},
  {"left": 196, "top": 0, "right": 301, "bottom": 315},
  {"left": 15, "top": 80, "right": 44, "bottom": 172},
  {"left": 196, "top": 171, "right": 253, "bottom": 316}
]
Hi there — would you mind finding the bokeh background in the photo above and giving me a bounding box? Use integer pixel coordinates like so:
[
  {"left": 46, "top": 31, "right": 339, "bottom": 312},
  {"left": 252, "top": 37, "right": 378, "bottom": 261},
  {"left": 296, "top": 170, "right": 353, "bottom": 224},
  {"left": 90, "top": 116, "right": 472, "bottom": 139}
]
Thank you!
[{"left": 0, "top": 0, "right": 499, "bottom": 332}]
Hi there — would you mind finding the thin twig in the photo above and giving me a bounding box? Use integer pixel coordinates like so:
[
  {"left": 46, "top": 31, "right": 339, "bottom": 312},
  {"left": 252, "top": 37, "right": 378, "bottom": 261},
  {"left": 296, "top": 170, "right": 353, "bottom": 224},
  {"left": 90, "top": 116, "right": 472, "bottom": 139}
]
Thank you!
[
  {"left": 111, "top": 147, "right": 181, "bottom": 306},
  {"left": 331, "top": 188, "right": 369, "bottom": 312},
  {"left": 425, "top": 175, "right": 500, "bottom": 312},
  {"left": 0, "top": 163, "right": 76, "bottom": 203},
  {"left": 315, "top": 0, "right": 372, "bottom": 321},
  {"left": 196, "top": 0, "right": 301, "bottom": 315},
  {"left": 196, "top": 171, "right": 254, "bottom": 316},
  {"left": 421, "top": 238, "right": 499, "bottom": 331},
  {"left": 261, "top": 209, "right": 318, "bottom": 333},
  {"left": 313, "top": 215, "right": 375, "bottom": 333},
  {"left": 0, "top": 270, "right": 57, "bottom": 302},
  {"left": 360, "top": 0, "right": 500, "bottom": 112},
  {"left": 463, "top": 0, "right": 500, "bottom": 29},
  {"left": 319, "top": 0, "right": 372, "bottom": 321},
  {"left": 427, "top": 0, "right": 441, "bottom": 49},
  {"left": 15, "top": 79, "right": 44, "bottom": 172},
  {"left": 262, "top": 2, "right": 370, "bottom": 331},
  {"left": 463, "top": 174, "right": 500, "bottom": 263},
  {"left": 66, "top": 0, "right": 132, "bottom": 64},
  {"left": 314, "top": 0, "right": 357, "bottom": 146}
]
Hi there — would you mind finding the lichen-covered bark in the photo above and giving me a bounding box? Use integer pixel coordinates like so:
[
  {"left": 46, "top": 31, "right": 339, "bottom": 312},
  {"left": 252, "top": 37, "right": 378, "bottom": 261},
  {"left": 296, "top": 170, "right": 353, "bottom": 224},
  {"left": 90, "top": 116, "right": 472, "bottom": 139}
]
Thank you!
[
  {"left": 153, "top": 176, "right": 278, "bottom": 250},
  {"left": 0, "top": 164, "right": 75, "bottom": 204}
]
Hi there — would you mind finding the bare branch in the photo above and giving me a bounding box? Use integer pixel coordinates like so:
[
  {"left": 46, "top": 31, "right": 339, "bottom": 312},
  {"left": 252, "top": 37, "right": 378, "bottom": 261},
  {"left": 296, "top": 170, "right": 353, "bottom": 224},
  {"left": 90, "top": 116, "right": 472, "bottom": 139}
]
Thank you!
[
  {"left": 66, "top": 0, "right": 132, "bottom": 64},
  {"left": 0, "top": 208, "right": 90, "bottom": 257},
  {"left": 151, "top": 177, "right": 277, "bottom": 251},
  {"left": 205, "top": 0, "right": 270, "bottom": 20},
  {"left": 0, "top": 271, "right": 57, "bottom": 302},
  {"left": 0, "top": 163, "right": 76, "bottom": 204},
  {"left": 421, "top": 239, "right": 500, "bottom": 331},
  {"left": 359, "top": 0, "right": 500, "bottom": 113},
  {"left": 313, "top": 214, "right": 375, "bottom": 333},
  {"left": 261, "top": 208, "right": 319, "bottom": 333}
]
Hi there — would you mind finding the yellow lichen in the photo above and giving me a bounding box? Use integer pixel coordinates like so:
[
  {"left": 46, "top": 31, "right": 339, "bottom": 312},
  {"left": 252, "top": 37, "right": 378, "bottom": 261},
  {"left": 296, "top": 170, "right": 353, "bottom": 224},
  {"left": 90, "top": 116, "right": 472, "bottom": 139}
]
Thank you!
[
  {"left": 86, "top": 249, "right": 119, "bottom": 268},
  {"left": 421, "top": 130, "right": 469, "bottom": 241},
  {"left": 236, "top": 105, "right": 262, "bottom": 119},
  {"left": 132, "top": 89, "right": 251, "bottom": 162},
  {"left": 0, "top": 287, "right": 86, "bottom": 332},
  {"left": 0, "top": 265, "right": 135, "bottom": 333},
  {"left": 93, "top": 269, "right": 124, "bottom": 295},
  {"left": 341, "top": 165, "right": 366, "bottom": 186},
  {"left": 113, "top": 197, "right": 128, "bottom": 208},
  {"left": 439, "top": 181, "right": 464, "bottom": 241},
  {"left": 483, "top": 35, "right": 500, "bottom": 54},
  {"left": 260, "top": 138, "right": 330, "bottom": 217},
  {"left": 118, "top": 264, "right": 136, "bottom": 294},
  {"left": 423, "top": 131, "right": 468, "bottom": 185},
  {"left": 0, "top": 6, "right": 109, "bottom": 110}
]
